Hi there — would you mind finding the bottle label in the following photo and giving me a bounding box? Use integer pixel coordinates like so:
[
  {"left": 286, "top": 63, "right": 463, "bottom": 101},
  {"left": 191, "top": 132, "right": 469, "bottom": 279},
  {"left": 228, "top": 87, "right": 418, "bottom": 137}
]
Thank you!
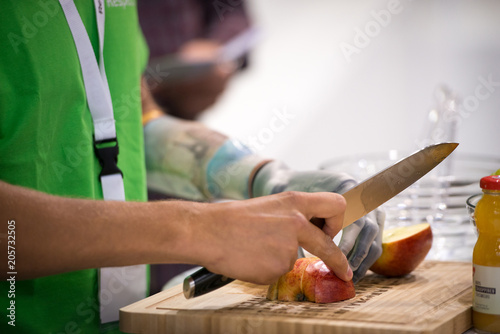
[{"left": 473, "top": 264, "right": 500, "bottom": 315}]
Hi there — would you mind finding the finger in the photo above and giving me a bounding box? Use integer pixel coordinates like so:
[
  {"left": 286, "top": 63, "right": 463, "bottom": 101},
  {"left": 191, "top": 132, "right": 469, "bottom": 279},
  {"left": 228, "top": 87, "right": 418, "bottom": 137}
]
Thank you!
[
  {"left": 352, "top": 239, "right": 383, "bottom": 283},
  {"left": 294, "top": 192, "right": 346, "bottom": 220},
  {"left": 347, "top": 216, "right": 380, "bottom": 270},
  {"left": 297, "top": 223, "right": 352, "bottom": 282},
  {"left": 293, "top": 192, "right": 346, "bottom": 239},
  {"left": 338, "top": 219, "right": 364, "bottom": 256}
]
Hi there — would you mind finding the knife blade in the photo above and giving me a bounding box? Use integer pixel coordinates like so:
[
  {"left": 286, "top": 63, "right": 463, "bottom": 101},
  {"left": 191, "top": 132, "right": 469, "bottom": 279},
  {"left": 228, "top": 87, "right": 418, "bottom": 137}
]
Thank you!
[
  {"left": 342, "top": 142, "right": 458, "bottom": 228},
  {"left": 183, "top": 142, "right": 459, "bottom": 299}
]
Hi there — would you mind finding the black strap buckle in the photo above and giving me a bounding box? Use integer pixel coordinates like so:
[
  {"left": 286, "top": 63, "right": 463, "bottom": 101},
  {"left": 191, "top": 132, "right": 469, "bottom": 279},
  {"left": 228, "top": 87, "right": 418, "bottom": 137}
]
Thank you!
[{"left": 94, "top": 137, "right": 123, "bottom": 178}]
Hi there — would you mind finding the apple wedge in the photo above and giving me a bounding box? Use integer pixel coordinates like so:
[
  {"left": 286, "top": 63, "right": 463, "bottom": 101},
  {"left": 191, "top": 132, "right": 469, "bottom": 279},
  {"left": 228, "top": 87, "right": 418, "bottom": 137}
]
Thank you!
[
  {"left": 266, "top": 257, "right": 356, "bottom": 303},
  {"left": 267, "top": 258, "right": 309, "bottom": 301},
  {"left": 370, "top": 222, "right": 433, "bottom": 277}
]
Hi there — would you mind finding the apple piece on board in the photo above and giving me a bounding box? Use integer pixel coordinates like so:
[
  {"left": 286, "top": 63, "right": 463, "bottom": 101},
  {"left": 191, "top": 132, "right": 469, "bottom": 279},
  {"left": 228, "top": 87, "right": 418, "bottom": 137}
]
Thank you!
[
  {"left": 267, "top": 257, "right": 356, "bottom": 303},
  {"left": 303, "top": 258, "right": 356, "bottom": 303},
  {"left": 369, "top": 222, "right": 433, "bottom": 277},
  {"left": 274, "top": 257, "right": 309, "bottom": 301}
]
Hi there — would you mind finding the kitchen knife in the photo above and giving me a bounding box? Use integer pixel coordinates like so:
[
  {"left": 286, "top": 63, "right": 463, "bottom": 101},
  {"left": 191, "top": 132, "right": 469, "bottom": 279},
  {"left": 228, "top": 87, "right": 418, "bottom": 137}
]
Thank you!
[{"left": 183, "top": 142, "right": 459, "bottom": 299}]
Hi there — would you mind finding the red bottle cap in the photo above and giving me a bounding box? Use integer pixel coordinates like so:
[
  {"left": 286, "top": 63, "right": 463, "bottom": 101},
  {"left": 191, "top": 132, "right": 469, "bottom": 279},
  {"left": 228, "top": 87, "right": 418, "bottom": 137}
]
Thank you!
[{"left": 480, "top": 175, "right": 500, "bottom": 190}]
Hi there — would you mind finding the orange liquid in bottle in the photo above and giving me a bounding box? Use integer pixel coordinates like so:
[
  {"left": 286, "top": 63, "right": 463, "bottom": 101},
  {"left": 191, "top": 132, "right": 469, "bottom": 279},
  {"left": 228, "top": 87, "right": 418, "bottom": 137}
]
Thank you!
[{"left": 472, "top": 176, "right": 500, "bottom": 333}]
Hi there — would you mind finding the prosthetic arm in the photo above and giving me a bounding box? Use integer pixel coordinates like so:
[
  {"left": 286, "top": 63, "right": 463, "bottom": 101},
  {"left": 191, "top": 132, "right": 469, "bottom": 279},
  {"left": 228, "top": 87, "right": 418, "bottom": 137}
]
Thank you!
[{"left": 141, "top": 77, "right": 383, "bottom": 282}]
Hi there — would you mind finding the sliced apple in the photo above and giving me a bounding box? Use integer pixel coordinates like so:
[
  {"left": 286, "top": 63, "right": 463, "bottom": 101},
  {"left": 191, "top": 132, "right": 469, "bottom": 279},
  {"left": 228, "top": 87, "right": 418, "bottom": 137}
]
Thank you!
[
  {"left": 370, "top": 222, "right": 433, "bottom": 277},
  {"left": 302, "top": 258, "right": 357, "bottom": 303},
  {"left": 267, "top": 258, "right": 309, "bottom": 301},
  {"left": 266, "top": 257, "right": 356, "bottom": 303}
]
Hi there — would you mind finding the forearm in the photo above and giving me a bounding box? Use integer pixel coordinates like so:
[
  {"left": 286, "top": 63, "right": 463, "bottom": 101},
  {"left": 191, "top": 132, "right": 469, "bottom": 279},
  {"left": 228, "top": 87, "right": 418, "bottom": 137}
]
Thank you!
[
  {"left": 0, "top": 181, "right": 353, "bottom": 285},
  {"left": 0, "top": 181, "right": 196, "bottom": 280},
  {"left": 141, "top": 76, "right": 271, "bottom": 200}
]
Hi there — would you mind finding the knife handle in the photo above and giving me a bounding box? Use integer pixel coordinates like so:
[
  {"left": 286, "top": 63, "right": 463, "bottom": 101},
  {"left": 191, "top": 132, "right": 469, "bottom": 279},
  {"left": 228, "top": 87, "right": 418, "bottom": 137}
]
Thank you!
[{"left": 183, "top": 267, "right": 235, "bottom": 299}]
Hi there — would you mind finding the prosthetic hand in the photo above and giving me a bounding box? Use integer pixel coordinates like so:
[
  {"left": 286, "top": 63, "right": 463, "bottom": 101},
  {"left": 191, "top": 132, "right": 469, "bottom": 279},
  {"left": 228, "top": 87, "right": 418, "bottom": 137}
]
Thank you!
[{"left": 252, "top": 162, "right": 385, "bottom": 283}]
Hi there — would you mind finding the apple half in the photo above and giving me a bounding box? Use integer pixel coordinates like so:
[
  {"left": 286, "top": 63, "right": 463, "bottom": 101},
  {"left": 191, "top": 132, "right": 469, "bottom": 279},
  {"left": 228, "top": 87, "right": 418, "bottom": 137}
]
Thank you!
[
  {"left": 266, "top": 257, "right": 356, "bottom": 303},
  {"left": 369, "top": 222, "right": 433, "bottom": 277}
]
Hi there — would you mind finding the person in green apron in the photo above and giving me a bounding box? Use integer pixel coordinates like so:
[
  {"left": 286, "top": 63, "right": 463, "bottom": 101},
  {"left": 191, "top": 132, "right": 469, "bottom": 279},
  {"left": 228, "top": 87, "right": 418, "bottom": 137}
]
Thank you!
[{"left": 0, "top": 1, "right": 383, "bottom": 333}]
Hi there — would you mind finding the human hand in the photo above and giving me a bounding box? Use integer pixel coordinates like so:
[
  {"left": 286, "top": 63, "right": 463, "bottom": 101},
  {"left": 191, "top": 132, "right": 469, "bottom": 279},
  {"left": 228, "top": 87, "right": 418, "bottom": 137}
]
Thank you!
[
  {"left": 189, "top": 192, "right": 352, "bottom": 285},
  {"left": 252, "top": 162, "right": 384, "bottom": 283},
  {"left": 151, "top": 39, "right": 237, "bottom": 120}
]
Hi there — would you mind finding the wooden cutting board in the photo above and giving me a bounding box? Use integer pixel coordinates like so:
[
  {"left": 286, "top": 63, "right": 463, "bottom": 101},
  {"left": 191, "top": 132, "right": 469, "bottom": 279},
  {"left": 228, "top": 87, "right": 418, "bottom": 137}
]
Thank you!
[{"left": 120, "top": 261, "right": 473, "bottom": 334}]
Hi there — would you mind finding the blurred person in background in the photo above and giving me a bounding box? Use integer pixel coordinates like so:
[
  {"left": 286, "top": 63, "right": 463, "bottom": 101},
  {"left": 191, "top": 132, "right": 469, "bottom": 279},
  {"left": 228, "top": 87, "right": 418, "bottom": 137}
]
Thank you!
[{"left": 138, "top": 0, "right": 251, "bottom": 120}]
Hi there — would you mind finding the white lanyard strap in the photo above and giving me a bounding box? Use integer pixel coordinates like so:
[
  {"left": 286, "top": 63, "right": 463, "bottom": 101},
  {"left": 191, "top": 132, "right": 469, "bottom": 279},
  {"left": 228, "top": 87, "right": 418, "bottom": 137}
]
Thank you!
[
  {"left": 59, "top": 0, "right": 146, "bottom": 324},
  {"left": 92, "top": 0, "right": 114, "bottom": 114},
  {"left": 59, "top": 0, "right": 125, "bottom": 201},
  {"left": 60, "top": 0, "right": 115, "bottom": 142}
]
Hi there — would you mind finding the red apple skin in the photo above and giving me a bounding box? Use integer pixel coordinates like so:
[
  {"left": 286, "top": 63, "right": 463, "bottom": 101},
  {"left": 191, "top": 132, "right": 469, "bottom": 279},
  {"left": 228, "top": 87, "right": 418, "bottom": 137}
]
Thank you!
[
  {"left": 267, "top": 257, "right": 355, "bottom": 303},
  {"left": 303, "top": 258, "right": 356, "bottom": 303},
  {"left": 370, "top": 224, "right": 433, "bottom": 277}
]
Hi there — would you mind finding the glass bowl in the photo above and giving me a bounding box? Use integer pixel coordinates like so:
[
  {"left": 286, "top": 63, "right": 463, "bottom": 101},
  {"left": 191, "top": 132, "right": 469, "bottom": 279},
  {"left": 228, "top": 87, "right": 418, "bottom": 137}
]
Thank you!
[
  {"left": 466, "top": 193, "right": 482, "bottom": 234},
  {"left": 320, "top": 152, "right": 498, "bottom": 228},
  {"left": 320, "top": 151, "right": 499, "bottom": 261}
]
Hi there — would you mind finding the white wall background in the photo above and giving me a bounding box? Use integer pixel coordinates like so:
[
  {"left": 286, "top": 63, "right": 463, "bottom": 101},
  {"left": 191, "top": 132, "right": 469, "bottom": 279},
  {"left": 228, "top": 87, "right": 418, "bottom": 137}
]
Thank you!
[{"left": 201, "top": 0, "right": 500, "bottom": 171}]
